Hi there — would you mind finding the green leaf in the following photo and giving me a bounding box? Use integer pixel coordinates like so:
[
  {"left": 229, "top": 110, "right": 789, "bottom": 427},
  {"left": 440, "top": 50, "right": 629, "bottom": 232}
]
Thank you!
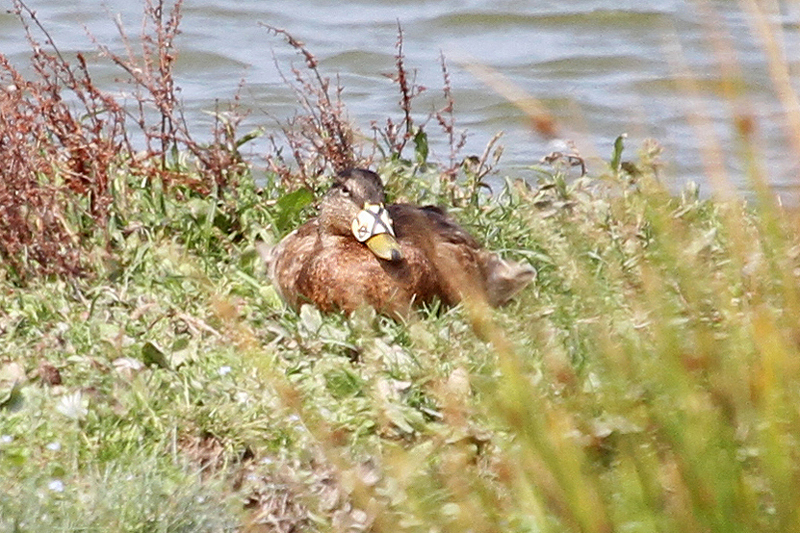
[
  {"left": 274, "top": 188, "right": 314, "bottom": 234},
  {"left": 299, "top": 304, "right": 323, "bottom": 335},
  {"left": 325, "top": 368, "right": 364, "bottom": 398},
  {"left": 0, "top": 381, "right": 24, "bottom": 412},
  {"left": 610, "top": 133, "right": 627, "bottom": 172},
  {"left": 235, "top": 127, "right": 264, "bottom": 149},
  {"left": 187, "top": 198, "right": 212, "bottom": 221},
  {"left": 413, "top": 127, "right": 429, "bottom": 165},
  {"left": 170, "top": 345, "right": 197, "bottom": 368},
  {"left": 141, "top": 341, "right": 170, "bottom": 369}
]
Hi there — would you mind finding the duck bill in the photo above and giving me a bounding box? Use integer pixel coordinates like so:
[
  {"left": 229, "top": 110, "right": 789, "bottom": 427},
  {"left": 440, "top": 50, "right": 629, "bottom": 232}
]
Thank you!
[{"left": 365, "top": 232, "right": 403, "bottom": 262}]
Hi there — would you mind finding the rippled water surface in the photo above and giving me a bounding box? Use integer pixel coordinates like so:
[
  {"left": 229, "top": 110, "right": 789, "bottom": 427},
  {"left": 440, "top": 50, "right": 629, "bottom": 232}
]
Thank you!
[{"left": 2, "top": 0, "right": 799, "bottom": 195}]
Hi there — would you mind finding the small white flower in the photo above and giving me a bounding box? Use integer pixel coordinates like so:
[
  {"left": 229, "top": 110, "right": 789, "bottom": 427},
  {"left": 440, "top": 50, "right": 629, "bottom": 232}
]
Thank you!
[
  {"left": 234, "top": 391, "right": 249, "bottom": 404},
  {"left": 113, "top": 357, "right": 144, "bottom": 373},
  {"left": 218, "top": 366, "right": 232, "bottom": 376},
  {"left": 56, "top": 391, "right": 88, "bottom": 421},
  {"left": 46, "top": 441, "right": 61, "bottom": 452},
  {"left": 48, "top": 479, "right": 64, "bottom": 493},
  {"left": 0, "top": 435, "right": 12, "bottom": 444}
]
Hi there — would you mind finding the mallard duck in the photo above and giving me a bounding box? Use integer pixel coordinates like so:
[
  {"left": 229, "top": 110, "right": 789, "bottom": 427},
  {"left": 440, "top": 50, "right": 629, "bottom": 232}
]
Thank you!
[{"left": 258, "top": 168, "right": 535, "bottom": 318}]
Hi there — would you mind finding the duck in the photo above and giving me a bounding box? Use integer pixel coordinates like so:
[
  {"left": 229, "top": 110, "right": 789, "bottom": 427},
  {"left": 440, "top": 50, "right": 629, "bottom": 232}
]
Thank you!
[{"left": 258, "top": 168, "right": 535, "bottom": 318}]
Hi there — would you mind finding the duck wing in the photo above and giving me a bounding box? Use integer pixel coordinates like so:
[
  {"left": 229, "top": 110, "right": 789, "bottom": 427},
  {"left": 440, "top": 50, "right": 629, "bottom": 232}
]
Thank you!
[
  {"left": 389, "top": 204, "right": 480, "bottom": 249},
  {"left": 388, "top": 203, "right": 534, "bottom": 307}
]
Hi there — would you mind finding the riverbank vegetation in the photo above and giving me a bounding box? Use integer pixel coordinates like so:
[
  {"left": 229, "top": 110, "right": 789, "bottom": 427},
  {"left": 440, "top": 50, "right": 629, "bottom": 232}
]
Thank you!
[{"left": 3, "top": 1, "right": 800, "bottom": 532}]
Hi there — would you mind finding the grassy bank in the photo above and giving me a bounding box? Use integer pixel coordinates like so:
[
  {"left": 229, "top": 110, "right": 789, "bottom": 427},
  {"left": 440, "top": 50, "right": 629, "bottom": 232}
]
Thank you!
[{"left": 3, "top": 1, "right": 800, "bottom": 532}]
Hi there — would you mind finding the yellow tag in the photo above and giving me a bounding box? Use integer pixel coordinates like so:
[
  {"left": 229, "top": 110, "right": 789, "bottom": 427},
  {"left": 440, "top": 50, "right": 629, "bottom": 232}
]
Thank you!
[
  {"left": 351, "top": 203, "right": 403, "bottom": 261},
  {"left": 351, "top": 202, "right": 396, "bottom": 242}
]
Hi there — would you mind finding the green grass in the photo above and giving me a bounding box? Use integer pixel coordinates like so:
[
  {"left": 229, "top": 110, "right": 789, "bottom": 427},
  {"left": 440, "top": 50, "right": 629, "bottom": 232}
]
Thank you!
[{"left": 3, "top": 140, "right": 800, "bottom": 532}]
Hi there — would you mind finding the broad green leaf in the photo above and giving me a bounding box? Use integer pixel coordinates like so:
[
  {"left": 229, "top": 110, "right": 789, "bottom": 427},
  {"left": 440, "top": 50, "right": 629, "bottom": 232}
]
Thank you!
[
  {"left": 141, "top": 341, "right": 170, "bottom": 369},
  {"left": 274, "top": 188, "right": 314, "bottom": 234}
]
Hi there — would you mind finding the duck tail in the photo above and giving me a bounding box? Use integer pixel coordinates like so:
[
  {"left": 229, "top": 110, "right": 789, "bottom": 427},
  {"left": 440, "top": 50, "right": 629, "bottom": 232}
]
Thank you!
[{"left": 482, "top": 253, "right": 536, "bottom": 307}]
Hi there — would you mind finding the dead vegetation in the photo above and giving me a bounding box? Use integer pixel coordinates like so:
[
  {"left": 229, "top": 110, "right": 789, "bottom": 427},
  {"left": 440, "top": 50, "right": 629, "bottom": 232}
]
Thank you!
[
  {"left": 262, "top": 24, "right": 364, "bottom": 191},
  {"left": 0, "top": 0, "right": 250, "bottom": 280},
  {"left": 262, "top": 22, "right": 484, "bottom": 203},
  {"left": 1, "top": 0, "right": 485, "bottom": 281}
]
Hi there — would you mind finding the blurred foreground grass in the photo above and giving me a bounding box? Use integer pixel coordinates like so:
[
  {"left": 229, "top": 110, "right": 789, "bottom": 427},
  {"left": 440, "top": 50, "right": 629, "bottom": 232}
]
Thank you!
[{"left": 3, "top": 137, "right": 800, "bottom": 532}]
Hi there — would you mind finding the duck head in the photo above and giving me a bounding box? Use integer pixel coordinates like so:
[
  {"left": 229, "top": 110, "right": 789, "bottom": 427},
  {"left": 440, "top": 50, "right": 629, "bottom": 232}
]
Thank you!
[{"left": 318, "top": 169, "right": 403, "bottom": 261}]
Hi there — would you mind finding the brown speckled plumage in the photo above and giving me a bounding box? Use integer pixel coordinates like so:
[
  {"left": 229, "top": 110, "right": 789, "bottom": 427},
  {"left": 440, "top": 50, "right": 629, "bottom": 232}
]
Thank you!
[{"left": 259, "top": 169, "right": 535, "bottom": 317}]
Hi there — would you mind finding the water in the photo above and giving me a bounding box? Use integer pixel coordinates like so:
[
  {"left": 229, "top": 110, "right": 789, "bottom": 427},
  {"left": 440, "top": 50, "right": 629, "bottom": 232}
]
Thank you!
[{"left": 2, "top": 0, "right": 799, "bottom": 197}]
